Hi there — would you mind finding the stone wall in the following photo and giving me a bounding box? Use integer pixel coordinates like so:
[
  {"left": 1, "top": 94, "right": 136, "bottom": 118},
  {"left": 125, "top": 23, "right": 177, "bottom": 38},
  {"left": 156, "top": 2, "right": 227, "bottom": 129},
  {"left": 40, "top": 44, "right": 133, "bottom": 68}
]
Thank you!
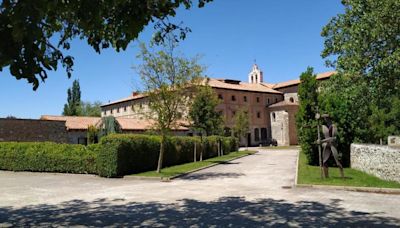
[
  {"left": 270, "top": 110, "right": 290, "bottom": 146},
  {"left": 0, "top": 118, "right": 68, "bottom": 143},
  {"left": 351, "top": 143, "right": 400, "bottom": 183}
]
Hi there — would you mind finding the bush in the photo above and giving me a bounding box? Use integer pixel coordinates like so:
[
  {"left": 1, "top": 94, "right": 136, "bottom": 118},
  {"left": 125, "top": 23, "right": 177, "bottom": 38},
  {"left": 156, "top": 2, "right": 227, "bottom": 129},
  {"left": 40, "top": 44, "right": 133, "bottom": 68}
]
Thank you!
[
  {"left": 97, "top": 134, "right": 238, "bottom": 177},
  {"left": 0, "top": 142, "right": 97, "bottom": 174}
]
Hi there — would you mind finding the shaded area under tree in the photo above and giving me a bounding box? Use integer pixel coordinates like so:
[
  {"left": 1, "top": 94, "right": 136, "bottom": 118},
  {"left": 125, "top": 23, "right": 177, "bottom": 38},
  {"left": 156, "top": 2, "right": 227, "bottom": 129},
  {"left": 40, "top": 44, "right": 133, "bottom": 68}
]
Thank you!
[{"left": 0, "top": 197, "right": 399, "bottom": 227}]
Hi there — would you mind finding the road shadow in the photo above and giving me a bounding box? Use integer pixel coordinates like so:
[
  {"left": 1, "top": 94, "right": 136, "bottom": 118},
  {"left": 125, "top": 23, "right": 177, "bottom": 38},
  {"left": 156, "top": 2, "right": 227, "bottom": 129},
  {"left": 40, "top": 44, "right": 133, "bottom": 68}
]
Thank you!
[
  {"left": 180, "top": 172, "right": 244, "bottom": 180},
  {"left": 1, "top": 197, "right": 399, "bottom": 227}
]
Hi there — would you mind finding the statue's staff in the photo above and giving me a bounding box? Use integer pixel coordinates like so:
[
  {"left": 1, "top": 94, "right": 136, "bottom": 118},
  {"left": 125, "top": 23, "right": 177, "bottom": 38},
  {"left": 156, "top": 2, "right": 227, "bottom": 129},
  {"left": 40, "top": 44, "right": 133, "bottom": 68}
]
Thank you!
[{"left": 315, "top": 108, "right": 324, "bottom": 179}]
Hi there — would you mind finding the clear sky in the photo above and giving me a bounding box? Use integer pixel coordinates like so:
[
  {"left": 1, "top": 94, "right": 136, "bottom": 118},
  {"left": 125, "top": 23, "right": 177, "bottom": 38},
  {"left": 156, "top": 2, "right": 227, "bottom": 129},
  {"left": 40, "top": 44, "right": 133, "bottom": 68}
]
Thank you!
[{"left": 0, "top": 0, "right": 344, "bottom": 119}]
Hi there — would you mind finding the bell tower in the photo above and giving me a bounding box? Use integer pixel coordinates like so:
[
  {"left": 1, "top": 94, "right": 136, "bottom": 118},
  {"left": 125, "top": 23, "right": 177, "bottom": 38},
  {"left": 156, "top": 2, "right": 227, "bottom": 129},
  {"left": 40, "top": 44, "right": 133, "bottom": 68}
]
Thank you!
[{"left": 248, "top": 64, "right": 263, "bottom": 84}]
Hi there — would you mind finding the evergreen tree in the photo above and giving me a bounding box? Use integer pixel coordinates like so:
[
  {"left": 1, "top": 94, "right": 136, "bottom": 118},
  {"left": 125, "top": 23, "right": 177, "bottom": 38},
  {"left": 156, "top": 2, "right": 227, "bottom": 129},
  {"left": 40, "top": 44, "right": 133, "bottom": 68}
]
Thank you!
[
  {"left": 63, "top": 80, "right": 81, "bottom": 116},
  {"left": 296, "top": 67, "right": 319, "bottom": 165}
]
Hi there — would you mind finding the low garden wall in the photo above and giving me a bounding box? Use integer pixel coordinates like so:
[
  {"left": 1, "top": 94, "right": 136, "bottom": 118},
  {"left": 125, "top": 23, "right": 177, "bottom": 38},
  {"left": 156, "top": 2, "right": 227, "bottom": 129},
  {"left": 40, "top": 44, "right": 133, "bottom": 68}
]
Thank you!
[
  {"left": 0, "top": 134, "right": 238, "bottom": 178},
  {"left": 351, "top": 143, "right": 400, "bottom": 183}
]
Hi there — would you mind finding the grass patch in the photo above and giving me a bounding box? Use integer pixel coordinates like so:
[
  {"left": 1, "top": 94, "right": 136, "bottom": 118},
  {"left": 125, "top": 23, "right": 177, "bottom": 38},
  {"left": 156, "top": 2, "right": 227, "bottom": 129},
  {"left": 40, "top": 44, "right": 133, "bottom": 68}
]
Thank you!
[
  {"left": 297, "top": 150, "right": 400, "bottom": 188},
  {"left": 131, "top": 150, "right": 256, "bottom": 178}
]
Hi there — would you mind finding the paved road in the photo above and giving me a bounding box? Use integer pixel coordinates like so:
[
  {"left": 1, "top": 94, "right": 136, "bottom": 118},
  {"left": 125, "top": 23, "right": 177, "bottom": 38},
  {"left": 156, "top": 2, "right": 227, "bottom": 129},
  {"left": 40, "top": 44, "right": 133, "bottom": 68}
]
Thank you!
[{"left": 1, "top": 148, "right": 400, "bottom": 227}]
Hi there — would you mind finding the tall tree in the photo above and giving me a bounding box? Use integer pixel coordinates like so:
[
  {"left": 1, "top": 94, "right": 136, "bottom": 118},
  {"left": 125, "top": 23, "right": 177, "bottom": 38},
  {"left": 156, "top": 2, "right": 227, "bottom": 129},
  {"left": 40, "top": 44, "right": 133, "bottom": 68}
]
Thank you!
[
  {"left": 136, "top": 37, "right": 203, "bottom": 173},
  {"left": 189, "top": 82, "right": 223, "bottom": 160},
  {"left": 295, "top": 67, "right": 319, "bottom": 165},
  {"left": 0, "top": 0, "right": 212, "bottom": 90},
  {"left": 321, "top": 0, "right": 400, "bottom": 146},
  {"left": 321, "top": 0, "right": 400, "bottom": 99},
  {"left": 232, "top": 108, "right": 250, "bottom": 148},
  {"left": 63, "top": 80, "right": 81, "bottom": 116}
]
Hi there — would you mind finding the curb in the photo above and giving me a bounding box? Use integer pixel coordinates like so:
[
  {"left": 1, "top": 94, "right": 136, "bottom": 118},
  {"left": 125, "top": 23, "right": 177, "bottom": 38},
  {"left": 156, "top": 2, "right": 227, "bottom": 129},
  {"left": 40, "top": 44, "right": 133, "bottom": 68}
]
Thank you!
[
  {"left": 125, "top": 151, "right": 257, "bottom": 182},
  {"left": 295, "top": 183, "right": 400, "bottom": 195}
]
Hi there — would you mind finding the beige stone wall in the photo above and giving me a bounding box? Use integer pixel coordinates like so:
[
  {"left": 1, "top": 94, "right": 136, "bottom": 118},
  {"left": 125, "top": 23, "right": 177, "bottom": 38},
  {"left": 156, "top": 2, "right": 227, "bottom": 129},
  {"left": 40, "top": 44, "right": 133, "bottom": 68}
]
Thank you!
[
  {"left": 0, "top": 118, "right": 68, "bottom": 143},
  {"left": 268, "top": 105, "right": 299, "bottom": 145},
  {"left": 351, "top": 144, "right": 400, "bottom": 183},
  {"left": 269, "top": 110, "right": 290, "bottom": 146}
]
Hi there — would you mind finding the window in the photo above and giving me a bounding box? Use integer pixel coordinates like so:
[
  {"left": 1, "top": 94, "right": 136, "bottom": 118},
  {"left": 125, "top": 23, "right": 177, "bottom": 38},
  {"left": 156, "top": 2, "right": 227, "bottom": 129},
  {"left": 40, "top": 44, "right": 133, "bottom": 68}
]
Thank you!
[
  {"left": 256, "top": 97, "right": 260, "bottom": 103},
  {"left": 244, "top": 96, "right": 247, "bottom": 102},
  {"left": 231, "top": 95, "right": 236, "bottom": 101},
  {"left": 111, "top": 109, "right": 113, "bottom": 114},
  {"left": 232, "top": 111, "right": 236, "bottom": 116},
  {"left": 267, "top": 98, "right": 270, "bottom": 104},
  {"left": 272, "top": 112, "right": 276, "bottom": 121},
  {"left": 218, "top": 110, "right": 223, "bottom": 116},
  {"left": 289, "top": 97, "right": 294, "bottom": 103},
  {"left": 254, "top": 128, "right": 260, "bottom": 141},
  {"left": 103, "top": 111, "right": 106, "bottom": 116},
  {"left": 261, "top": 128, "right": 267, "bottom": 141},
  {"left": 124, "top": 106, "right": 127, "bottom": 112},
  {"left": 117, "top": 108, "right": 120, "bottom": 113},
  {"left": 275, "top": 98, "right": 278, "bottom": 103},
  {"left": 218, "top": 94, "right": 223, "bottom": 100},
  {"left": 77, "top": 137, "right": 88, "bottom": 145},
  {"left": 257, "top": 112, "right": 261, "bottom": 118}
]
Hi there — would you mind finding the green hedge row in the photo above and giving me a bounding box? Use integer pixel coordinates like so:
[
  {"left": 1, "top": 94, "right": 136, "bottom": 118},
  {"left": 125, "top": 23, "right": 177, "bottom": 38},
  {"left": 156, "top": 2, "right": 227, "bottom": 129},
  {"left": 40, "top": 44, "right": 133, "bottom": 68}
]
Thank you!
[
  {"left": 97, "top": 134, "right": 239, "bottom": 177},
  {"left": 0, "top": 142, "right": 97, "bottom": 174},
  {"left": 0, "top": 135, "right": 238, "bottom": 177}
]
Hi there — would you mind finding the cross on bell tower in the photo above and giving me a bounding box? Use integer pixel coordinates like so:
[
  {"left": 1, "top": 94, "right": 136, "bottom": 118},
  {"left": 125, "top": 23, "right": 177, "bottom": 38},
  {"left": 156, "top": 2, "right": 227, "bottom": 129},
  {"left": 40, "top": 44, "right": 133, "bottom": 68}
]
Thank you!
[{"left": 248, "top": 63, "right": 263, "bottom": 84}]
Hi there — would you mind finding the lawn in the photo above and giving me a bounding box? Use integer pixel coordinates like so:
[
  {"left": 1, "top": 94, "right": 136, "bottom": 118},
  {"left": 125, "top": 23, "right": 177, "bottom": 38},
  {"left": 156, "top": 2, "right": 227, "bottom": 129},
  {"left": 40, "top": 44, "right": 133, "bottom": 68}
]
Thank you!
[
  {"left": 297, "top": 151, "right": 400, "bottom": 188},
  {"left": 131, "top": 150, "right": 256, "bottom": 178}
]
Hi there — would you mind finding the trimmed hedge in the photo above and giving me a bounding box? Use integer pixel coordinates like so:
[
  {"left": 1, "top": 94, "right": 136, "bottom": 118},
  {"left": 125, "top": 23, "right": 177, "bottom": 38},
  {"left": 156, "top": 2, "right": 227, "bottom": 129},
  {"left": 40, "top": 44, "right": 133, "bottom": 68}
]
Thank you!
[
  {"left": 0, "top": 135, "right": 238, "bottom": 177},
  {"left": 97, "top": 134, "right": 238, "bottom": 177},
  {"left": 0, "top": 142, "right": 97, "bottom": 174}
]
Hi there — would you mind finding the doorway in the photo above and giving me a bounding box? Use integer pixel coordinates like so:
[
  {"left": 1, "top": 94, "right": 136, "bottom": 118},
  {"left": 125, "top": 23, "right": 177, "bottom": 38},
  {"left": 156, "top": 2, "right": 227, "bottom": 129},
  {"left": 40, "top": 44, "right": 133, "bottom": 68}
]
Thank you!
[{"left": 247, "top": 133, "right": 251, "bottom": 147}]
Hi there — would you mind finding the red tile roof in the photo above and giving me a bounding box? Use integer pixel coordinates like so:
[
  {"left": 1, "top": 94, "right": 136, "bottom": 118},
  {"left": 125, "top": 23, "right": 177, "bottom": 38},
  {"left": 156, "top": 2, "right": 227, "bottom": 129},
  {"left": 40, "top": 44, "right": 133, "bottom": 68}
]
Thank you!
[
  {"left": 207, "top": 78, "right": 282, "bottom": 94},
  {"left": 40, "top": 115, "right": 101, "bottom": 130},
  {"left": 41, "top": 115, "right": 189, "bottom": 131},
  {"left": 268, "top": 100, "right": 299, "bottom": 108},
  {"left": 272, "top": 71, "right": 336, "bottom": 89}
]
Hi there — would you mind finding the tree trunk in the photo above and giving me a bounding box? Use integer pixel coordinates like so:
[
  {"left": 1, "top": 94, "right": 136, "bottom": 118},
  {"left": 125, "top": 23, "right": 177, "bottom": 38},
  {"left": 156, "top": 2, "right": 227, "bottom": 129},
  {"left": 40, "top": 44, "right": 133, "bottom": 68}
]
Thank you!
[
  {"left": 218, "top": 140, "right": 221, "bottom": 156},
  {"left": 194, "top": 141, "right": 197, "bottom": 162},
  {"left": 157, "top": 134, "right": 165, "bottom": 173},
  {"left": 200, "top": 135, "right": 203, "bottom": 161}
]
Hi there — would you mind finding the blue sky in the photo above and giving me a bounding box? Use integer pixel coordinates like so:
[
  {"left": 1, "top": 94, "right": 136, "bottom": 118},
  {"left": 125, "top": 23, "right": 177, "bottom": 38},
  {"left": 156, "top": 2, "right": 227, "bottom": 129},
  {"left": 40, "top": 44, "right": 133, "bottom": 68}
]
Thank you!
[{"left": 0, "top": 0, "right": 344, "bottom": 119}]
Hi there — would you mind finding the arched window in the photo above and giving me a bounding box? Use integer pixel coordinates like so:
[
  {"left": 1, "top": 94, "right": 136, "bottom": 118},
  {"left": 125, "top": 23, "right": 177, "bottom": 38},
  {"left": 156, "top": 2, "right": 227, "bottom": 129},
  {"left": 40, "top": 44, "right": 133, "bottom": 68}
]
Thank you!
[
  {"left": 254, "top": 128, "right": 260, "bottom": 141},
  {"left": 289, "top": 97, "right": 294, "bottom": 103}
]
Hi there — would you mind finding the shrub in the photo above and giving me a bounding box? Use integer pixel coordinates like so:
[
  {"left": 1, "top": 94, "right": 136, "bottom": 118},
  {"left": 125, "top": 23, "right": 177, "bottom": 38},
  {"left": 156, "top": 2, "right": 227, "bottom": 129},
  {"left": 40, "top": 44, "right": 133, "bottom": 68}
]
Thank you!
[
  {"left": 0, "top": 142, "right": 98, "bottom": 174},
  {"left": 97, "top": 134, "right": 238, "bottom": 177}
]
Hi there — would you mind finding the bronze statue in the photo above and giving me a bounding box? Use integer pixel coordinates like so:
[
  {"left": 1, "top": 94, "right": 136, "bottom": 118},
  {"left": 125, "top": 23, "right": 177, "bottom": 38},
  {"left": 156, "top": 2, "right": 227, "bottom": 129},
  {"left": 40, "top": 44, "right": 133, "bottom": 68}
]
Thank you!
[{"left": 316, "top": 114, "right": 344, "bottom": 178}]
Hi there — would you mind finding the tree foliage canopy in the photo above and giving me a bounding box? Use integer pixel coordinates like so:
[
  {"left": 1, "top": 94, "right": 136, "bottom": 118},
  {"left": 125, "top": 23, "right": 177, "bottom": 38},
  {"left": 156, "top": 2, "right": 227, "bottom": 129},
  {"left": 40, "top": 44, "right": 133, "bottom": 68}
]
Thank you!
[
  {"left": 63, "top": 79, "right": 81, "bottom": 116},
  {"left": 0, "top": 0, "right": 212, "bottom": 90},
  {"left": 189, "top": 82, "right": 223, "bottom": 136},
  {"left": 232, "top": 108, "right": 250, "bottom": 146},
  {"left": 295, "top": 67, "right": 319, "bottom": 166},
  {"left": 321, "top": 0, "right": 400, "bottom": 97},
  {"left": 136, "top": 37, "right": 203, "bottom": 172}
]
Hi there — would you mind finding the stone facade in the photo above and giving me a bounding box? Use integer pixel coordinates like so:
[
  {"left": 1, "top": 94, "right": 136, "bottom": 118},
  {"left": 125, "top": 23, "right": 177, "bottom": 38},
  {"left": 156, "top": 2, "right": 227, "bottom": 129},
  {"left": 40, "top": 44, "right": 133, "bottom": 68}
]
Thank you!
[
  {"left": 0, "top": 118, "right": 68, "bottom": 143},
  {"left": 351, "top": 143, "right": 400, "bottom": 183}
]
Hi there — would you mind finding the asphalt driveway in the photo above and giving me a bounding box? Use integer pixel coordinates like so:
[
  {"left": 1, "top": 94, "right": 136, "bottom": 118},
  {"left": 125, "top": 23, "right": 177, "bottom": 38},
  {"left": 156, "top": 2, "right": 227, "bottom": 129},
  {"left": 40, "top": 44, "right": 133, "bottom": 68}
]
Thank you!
[{"left": 1, "top": 148, "right": 399, "bottom": 226}]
